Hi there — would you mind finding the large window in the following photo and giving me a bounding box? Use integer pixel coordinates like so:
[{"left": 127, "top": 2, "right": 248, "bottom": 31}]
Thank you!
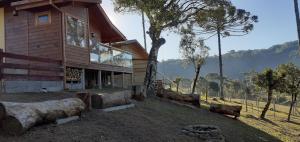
[{"left": 66, "top": 16, "right": 87, "bottom": 48}]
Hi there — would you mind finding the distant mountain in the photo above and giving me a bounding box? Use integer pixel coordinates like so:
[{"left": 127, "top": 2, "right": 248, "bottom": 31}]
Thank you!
[{"left": 158, "top": 41, "right": 300, "bottom": 80}]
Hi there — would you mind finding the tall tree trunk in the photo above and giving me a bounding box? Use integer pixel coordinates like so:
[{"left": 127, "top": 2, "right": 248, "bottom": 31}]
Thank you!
[
  {"left": 293, "top": 0, "right": 300, "bottom": 52},
  {"left": 142, "top": 12, "right": 147, "bottom": 51},
  {"left": 288, "top": 94, "right": 296, "bottom": 121},
  {"left": 205, "top": 86, "right": 208, "bottom": 102},
  {"left": 191, "top": 66, "right": 201, "bottom": 95},
  {"left": 245, "top": 92, "right": 248, "bottom": 112},
  {"left": 144, "top": 38, "right": 165, "bottom": 96},
  {"left": 260, "top": 88, "right": 273, "bottom": 119},
  {"left": 217, "top": 29, "right": 224, "bottom": 100}
]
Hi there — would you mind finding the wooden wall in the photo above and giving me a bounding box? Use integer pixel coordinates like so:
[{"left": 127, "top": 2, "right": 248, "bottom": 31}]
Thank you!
[
  {"left": 0, "top": 8, "right": 4, "bottom": 50},
  {"left": 28, "top": 9, "right": 62, "bottom": 60},
  {"left": 132, "top": 59, "right": 147, "bottom": 86},
  {"left": 5, "top": 7, "right": 28, "bottom": 56},
  {"left": 4, "top": 7, "right": 63, "bottom": 76},
  {"left": 4, "top": 7, "right": 62, "bottom": 59}
]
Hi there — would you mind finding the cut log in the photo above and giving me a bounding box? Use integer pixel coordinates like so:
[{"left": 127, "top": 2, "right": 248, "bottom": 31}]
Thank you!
[
  {"left": 0, "top": 98, "right": 85, "bottom": 135},
  {"left": 91, "top": 90, "right": 131, "bottom": 109},
  {"left": 76, "top": 92, "right": 92, "bottom": 111},
  {"left": 209, "top": 103, "right": 242, "bottom": 118},
  {"left": 157, "top": 89, "right": 199, "bottom": 106}
]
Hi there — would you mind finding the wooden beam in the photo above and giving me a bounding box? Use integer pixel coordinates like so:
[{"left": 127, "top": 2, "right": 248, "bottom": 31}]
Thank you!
[
  {"left": 2, "top": 74, "right": 63, "bottom": 81},
  {"left": 0, "top": 52, "right": 62, "bottom": 64},
  {"left": 0, "top": 63, "right": 63, "bottom": 72}
]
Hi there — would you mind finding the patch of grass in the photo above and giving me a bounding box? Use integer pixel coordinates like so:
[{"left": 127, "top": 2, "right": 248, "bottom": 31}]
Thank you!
[{"left": 199, "top": 97, "right": 300, "bottom": 142}]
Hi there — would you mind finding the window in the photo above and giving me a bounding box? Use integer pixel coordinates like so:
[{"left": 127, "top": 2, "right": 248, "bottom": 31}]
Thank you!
[
  {"left": 66, "top": 16, "right": 87, "bottom": 48},
  {"left": 35, "top": 11, "right": 51, "bottom": 26}
]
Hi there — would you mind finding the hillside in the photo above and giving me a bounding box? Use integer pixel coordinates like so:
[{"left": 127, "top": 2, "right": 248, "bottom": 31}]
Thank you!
[{"left": 158, "top": 41, "right": 300, "bottom": 80}]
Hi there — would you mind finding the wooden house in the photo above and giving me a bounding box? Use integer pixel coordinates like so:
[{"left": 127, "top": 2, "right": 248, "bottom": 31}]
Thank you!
[{"left": 0, "top": 0, "right": 147, "bottom": 93}]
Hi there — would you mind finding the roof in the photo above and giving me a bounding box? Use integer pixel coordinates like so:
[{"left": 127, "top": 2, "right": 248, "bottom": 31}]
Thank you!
[
  {"left": 10, "top": 0, "right": 126, "bottom": 42},
  {"left": 113, "top": 40, "right": 148, "bottom": 60}
]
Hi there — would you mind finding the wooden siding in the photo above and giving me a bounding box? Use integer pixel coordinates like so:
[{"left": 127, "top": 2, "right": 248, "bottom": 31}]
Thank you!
[
  {"left": 0, "top": 8, "right": 4, "bottom": 50},
  {"left": 62, "top": 5, "right": 90, "bottom": 66},
  {"left": 4, "top": 7, "right": 63, "bottom": 76},
  {"left": 28, "top": 9, "right": 62, "bottom": 60},
  {"left": 5, "top": 7, "right": 28, "bottom": 56},
  {"left": 132, "top": 59, "right": 147, "bottom": 85}
]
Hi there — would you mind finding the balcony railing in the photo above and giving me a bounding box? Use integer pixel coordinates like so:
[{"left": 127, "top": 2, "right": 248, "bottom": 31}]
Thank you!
[{"left": 90, "top": 42, "right": 133, "bottom": 68}]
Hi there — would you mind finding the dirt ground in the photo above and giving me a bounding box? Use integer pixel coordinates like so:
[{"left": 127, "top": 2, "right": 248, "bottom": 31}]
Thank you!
[{"left": 0, "top": 93, "right": 280, "bottom": 142}]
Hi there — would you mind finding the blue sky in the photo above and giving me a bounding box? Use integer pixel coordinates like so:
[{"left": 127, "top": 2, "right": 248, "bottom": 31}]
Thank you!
[{"left": 102, "top": 0, "right": 298, "bottom": 61}]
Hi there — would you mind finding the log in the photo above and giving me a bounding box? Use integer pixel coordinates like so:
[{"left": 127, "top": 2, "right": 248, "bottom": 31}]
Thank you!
[
  {"left": 91, "top": 90, "right": 131, "bottom": 109},
  {"left": 0, "top": 98, "right": 85, "bottom": 135},
  {"left": 209, "top": 103, "right": 242, "bottom": 118},
  {"left": 76, "top": 92, "right": 92, "bottom": 111},
  {"left": 158, "top": 89, "right": 199, "bottom": 106}
]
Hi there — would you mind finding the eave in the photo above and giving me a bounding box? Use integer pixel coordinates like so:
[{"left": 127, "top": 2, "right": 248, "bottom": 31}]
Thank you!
[{"left": 11, "top": 0, "right": 101, "bottom": 10}]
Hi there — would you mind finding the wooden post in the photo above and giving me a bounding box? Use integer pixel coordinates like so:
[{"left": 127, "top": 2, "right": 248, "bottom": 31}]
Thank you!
[
  {"left": 98, "top": 70, "right": 102, "bottom": 89},
  {"left": 122, "top": 72, "right": 125, "bottom": 89},
  {"left": 82, "top": 69, "right": 85, "bottom": 90},
  {"left": 111, "top": 71, "right": 114, "bottom": 88},
  {"left": 0, "top": 49, "right": 3, "bottom": 93}
]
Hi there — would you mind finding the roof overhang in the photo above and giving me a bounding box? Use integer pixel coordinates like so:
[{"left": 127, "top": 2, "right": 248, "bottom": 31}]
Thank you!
[
  {"left": 11, "top": 0, "right": 101, "bottom": 10},
  {"left": 90, "top": 4, "right": 126, "bottom": 43},
  {"left": 113, "top": 40, "right": 148, "bottom": 59}
]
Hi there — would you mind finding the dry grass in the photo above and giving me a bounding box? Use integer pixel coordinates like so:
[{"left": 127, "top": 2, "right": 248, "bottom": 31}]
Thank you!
[{"left": 200, "top": 97, "right": 300, "bottom": 142}]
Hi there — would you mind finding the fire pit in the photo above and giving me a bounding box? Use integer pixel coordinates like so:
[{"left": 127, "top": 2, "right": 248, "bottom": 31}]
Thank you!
[{"left": 181, "top": 125, "right": 225, "bottom": 142}]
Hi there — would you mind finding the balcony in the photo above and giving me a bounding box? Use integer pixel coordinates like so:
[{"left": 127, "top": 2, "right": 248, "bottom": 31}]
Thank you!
[{"left": 90, "top": 42, "right": 133, "bottom": 68}]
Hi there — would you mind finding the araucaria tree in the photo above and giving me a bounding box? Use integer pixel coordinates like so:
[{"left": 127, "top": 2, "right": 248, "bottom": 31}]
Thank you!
[
  {"left": 194, "top": 4, "right": 258, "bottom": 100},
  {"left": 293, "top": 0, "right": 300, "bottom": 52},
  {"left": 173, "top": 77, "right": 182, "bottom": 93},
  {"left": 180, "top": 27, "right": 209, "bottom": 95},
  {"left": 276, "top": 63, "right": 300, "bottom": 122},
  {"left": 253, "top": 69, "right": 282, "bottom": 119},
  {"left": 113, "top": 0, "right": 229, "bottom": 96}
]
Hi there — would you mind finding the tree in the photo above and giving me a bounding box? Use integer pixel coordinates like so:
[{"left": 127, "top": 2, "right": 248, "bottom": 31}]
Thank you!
[
  {"left": 276, "top": 63, "right": 300, "bottom": 121},
  {"left": 173, "top": 77, "right": 182, "bottom": 93},
  {"left": 194, "top": 4, "right": 258, "bottom": 100},
  {"left": 113, "top": 0, "right": 230, "bottom": 96},
  {"left": 197, "top": 77, "right": 209, "bottom": 102},
  {"left": 293, "top": 0, "right": 300, "bottom": 52},
  {"left": 253, "top": 69, "right": 282, "bottom": 119},
  {"left": 180, "top": 26, "right": 209, "bottom": 95},
  {"left": 232, "top": 80, "right": 241, "bottom": 100},
  {"left": 208, "top": 81, "right": 220, "bottom": 97}
]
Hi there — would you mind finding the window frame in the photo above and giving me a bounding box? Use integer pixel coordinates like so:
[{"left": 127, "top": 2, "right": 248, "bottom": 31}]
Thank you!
[
  {"left": 65, "top": 14, "right": 87, "bottom": 48},
  {"left": 35, "top": 11, "right": 51, "bottom": 26}
]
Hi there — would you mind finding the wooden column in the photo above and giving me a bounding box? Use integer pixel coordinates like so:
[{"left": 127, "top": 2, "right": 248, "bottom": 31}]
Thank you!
[
  {"left": 122, "top": 72, "right": 125, "bottom": 89},
  {"left": 82, "top": 69, "right": 85, "bottom": 90},
  {"left": 111, "top": 71, "right": 114, "bottom": 88},
  {"left": 0, "top": 49, "right": 3, "bottom": 93},
  {"left": 98, "top": 70, "right": 102, "bottom": 89}
]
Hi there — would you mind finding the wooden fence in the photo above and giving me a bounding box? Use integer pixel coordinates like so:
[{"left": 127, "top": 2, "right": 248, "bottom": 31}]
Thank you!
[{"left": 0, "top": 49, "right": 63, "bottom": 81}]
